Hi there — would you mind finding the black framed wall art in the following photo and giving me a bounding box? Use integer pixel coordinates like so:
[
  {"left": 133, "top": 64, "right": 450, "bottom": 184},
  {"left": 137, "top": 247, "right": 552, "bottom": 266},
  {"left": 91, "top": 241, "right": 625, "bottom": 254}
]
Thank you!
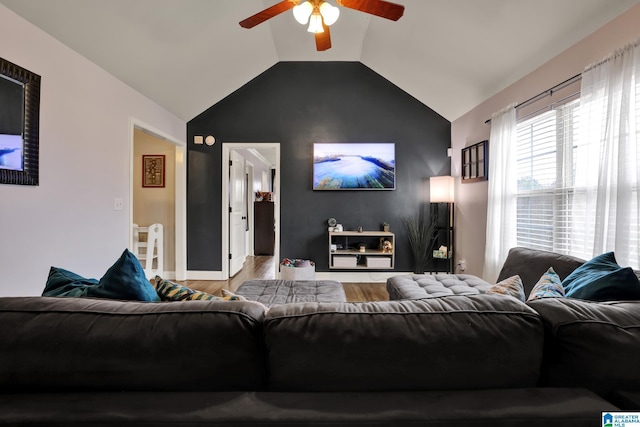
[{"left": 461, "top": 140, "right": 488, "bottom": 183}]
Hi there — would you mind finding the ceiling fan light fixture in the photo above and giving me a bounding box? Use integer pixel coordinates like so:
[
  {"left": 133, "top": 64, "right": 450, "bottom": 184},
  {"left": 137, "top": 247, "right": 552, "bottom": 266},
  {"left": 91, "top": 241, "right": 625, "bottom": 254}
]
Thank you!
[
  {"left": 307, "top": 13, "right": 324, "bottom": 33},
  {"left": 319, "top": 2, "right": 339, "bottom": 26},
  {"left": 293, "top": 1, "right": 313, "bottom": 25}
]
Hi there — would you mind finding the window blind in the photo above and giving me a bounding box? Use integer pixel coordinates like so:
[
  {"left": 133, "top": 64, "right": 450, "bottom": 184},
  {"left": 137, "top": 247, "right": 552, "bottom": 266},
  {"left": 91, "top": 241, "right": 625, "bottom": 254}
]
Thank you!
[{"left": 516, "top": 99, "right": 581, "bottom": 254}]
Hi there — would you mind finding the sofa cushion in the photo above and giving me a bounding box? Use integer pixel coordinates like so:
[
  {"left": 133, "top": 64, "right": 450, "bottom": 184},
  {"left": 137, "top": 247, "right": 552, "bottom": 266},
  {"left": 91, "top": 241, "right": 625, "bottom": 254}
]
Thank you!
[
  {"left": 235, "top": 280, "right": 346, "bottom": 306},
  {"left": 486, "top": 275, "right": 525, "bottom": 301},
  {"left": 497, "top": 247, "right": 585, "bottom": 297},
  {"left": 528, "top": 297, "right": 640, "bottom": 394},
  {"left": 0, "top": 296, "right": 266, "bottom": 392},
  {"left": 386, "top": 274, "right": 491, "bottom": 300},
  {"left": 0, "top": 389, "right": 618, "bottom": 426},
  {"left": 43, "top": 249, "right": 159, "bottom": 302},
  {"left": 527, "top": 267, "right": 565, "bottom": 301},
  {"left": 562, "top": 252, "right": 640, "bottom": 301},
  {"left": 264, "top": 295, "right": 544, "bottom": 392}
]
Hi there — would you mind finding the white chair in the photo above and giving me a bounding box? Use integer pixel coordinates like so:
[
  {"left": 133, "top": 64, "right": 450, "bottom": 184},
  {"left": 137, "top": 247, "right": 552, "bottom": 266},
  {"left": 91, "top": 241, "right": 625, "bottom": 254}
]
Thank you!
[{"left": 132, "top": 223, "right": 164, "bottom": 279}]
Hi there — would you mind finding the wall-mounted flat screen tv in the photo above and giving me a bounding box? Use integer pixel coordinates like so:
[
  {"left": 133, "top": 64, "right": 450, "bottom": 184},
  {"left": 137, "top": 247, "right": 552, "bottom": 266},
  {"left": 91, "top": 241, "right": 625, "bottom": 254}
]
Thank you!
[{"left": 313, "top": 143, "right": 395, "bottom": 190}]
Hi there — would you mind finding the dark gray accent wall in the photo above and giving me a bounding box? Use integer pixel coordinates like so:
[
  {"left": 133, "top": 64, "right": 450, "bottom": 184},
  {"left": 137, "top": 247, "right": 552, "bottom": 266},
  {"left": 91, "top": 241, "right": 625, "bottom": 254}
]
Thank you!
[{"left": 187, "top": 62, "right": 450, "bottom": 272}]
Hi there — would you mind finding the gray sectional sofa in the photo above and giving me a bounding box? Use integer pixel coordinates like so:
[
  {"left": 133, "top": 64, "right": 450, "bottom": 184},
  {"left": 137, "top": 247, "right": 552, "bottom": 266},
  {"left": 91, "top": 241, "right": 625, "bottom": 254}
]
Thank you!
[{"left": 1, "top": 247, "right": 639, "bottom": 426}]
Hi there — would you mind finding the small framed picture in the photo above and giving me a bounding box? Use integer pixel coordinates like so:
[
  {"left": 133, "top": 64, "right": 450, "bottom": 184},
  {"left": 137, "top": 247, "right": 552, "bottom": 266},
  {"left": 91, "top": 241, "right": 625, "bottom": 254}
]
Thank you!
[
  {"left": 461, "top": 140, "right": 488, "bottom": 183},
  {"left": 142, "top": 155, "right": 165, "bottom": 188}
]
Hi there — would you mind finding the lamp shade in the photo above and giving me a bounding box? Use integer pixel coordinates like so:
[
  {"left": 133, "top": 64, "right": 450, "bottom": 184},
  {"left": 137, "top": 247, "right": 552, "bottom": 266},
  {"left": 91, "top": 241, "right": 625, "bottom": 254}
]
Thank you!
[
  {"left": 319, "top": 2, "right": 340, "bottom": 25},
  {"left": 307, "top": 13, "right": 324, "bottom": 33},
  {"left": 430, "top": 176, "right": 454, "bottom": 203},
  {"left": 293, "top": 1, "right": 313, "bottom": 24}
]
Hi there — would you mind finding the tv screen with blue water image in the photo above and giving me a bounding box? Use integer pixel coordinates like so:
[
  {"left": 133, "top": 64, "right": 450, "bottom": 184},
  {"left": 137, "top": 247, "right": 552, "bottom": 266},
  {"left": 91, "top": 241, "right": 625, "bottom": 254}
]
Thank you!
[{"left": 313, "top": 143, "right": 395, "bottom": 190}]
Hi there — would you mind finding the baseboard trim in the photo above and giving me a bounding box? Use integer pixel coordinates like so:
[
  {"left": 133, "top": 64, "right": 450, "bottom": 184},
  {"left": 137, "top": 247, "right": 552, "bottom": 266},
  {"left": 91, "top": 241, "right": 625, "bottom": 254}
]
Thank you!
[
  {"left": 314, "top": 271, "right": 412, "bottom": 283},
  {"left": 186, "top": 270, "right": 225, "bottom": 280}
]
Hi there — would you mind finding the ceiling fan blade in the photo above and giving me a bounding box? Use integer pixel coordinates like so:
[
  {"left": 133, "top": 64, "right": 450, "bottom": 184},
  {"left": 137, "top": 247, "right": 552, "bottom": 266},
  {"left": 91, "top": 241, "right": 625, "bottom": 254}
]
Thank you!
[
  {"left": 239, "top": 0, "right": 299, "bottom": 29},
  {"left": 315, "top": 24, "right": 332, "bottom": 51},
  {"left": 336, "top": 0, "right": 404, "bottom": 21}
]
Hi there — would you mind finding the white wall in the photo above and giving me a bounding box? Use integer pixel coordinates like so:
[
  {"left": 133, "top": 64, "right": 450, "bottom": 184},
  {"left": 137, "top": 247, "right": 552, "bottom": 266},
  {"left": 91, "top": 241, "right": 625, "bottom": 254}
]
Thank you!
[
  {"left": 451, "top": 3, "right": 640, "bottom": 281},
  {"left": 0, "top": 5, "right": 185, "bottom": 296}
]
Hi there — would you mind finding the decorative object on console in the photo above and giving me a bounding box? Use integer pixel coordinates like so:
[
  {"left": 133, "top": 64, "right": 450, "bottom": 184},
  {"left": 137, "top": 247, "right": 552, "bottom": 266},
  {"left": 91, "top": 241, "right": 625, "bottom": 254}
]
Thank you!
[
  {"left": 142, "top": 155, "right": 165, "bottom": 188},
  {"left": 430, "top": 175, "right": 455, "bottom": 273},
  {"left": 461, "top": 140, "right": 488, "bottom": 183},
  {"left": 382, "top": 222, "right": 390, "bottom": 232}
]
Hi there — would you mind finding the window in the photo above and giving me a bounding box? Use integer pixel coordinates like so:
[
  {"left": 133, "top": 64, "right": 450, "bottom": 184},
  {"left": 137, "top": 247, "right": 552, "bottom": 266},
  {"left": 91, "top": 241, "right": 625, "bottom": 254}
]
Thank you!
[
  {"left": 516, "top": 94, "right": 640, "bottom": 268},
  {"left": 516, "top": 99, "right": 585, "bottom": 256},
  {"left": 511, "top": 41, "right": 640, "bottom": 270}
]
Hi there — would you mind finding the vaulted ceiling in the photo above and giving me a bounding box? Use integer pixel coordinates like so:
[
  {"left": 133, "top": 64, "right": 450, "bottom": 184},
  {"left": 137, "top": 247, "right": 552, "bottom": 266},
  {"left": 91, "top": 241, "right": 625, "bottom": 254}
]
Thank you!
[{"left": 2, "top": 0, "right": 638, "bottom": 122}]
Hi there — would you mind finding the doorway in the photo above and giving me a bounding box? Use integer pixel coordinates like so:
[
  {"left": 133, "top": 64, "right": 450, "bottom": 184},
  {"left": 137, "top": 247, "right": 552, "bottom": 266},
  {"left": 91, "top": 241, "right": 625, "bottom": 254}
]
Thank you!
[
  {"left": 222, "top": 143, "right": 280, "bottom": 280},
  {"left": 130, "top": 119, "right": 186, "bottom": 280}
]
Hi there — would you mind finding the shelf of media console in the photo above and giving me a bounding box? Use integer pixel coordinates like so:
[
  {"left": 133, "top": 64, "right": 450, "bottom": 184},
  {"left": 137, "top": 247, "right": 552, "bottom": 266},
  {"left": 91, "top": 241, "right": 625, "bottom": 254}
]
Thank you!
[{"left": 329, "top": 230, "right": 395, "bottom": 270}]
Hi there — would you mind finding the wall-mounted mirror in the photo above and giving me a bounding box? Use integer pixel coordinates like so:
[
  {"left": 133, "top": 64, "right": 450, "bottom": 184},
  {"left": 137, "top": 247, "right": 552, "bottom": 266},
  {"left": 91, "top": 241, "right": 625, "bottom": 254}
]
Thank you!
[{"left": 0, "top": 57, "right": 40, "bottom": 186}]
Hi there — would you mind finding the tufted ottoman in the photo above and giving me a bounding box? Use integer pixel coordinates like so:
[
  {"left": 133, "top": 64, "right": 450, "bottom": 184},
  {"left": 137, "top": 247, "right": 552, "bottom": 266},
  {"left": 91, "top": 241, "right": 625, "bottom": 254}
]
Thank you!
[
  {"left": 387, "top": 274, "right": 491, "bottom": 300},
  {"left": 236, "top": 279, "right": 346, "bottom": 306}
]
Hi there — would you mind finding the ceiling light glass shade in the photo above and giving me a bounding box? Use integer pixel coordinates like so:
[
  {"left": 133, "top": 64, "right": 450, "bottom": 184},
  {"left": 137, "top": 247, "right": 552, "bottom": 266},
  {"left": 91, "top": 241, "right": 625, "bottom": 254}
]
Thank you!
[
  {"left": 307, "top": 13, "right": 324, "bottom": 33},
  {"left": 319, "top": 2, "right": 340, "bottom": 26},
  {"left": 430, "top": 176, "right": 455, "bottom": 203},
  {"left": 293, "top": 1, "right": 313, "bottom": 25}
]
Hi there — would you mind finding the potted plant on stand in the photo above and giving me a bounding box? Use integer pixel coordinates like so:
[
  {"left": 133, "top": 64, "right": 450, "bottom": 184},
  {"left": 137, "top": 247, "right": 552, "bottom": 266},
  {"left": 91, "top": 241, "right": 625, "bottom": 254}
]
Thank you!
[{"left": 403, "top": 209, "right": 437, "bottom": 274}]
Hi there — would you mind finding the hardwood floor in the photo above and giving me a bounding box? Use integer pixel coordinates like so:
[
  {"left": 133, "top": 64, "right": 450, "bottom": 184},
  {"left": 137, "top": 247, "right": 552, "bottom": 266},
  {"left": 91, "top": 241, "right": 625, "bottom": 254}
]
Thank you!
[{"left": 179, "top": 255, "right": 389, "bottom": 302}]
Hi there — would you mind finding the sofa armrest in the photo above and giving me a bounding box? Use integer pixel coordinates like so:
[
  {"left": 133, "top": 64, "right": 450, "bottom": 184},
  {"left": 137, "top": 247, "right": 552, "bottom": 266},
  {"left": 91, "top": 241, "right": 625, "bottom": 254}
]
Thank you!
[{"left": 529, "top": 297, "right": 640, "bottom": 395}]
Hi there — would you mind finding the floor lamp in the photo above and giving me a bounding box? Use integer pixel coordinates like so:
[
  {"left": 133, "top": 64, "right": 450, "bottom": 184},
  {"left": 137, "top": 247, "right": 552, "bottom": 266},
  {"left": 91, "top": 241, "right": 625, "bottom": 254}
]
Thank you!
[{"left": 430, "top": 176, "right": 455, "bottom": 273}]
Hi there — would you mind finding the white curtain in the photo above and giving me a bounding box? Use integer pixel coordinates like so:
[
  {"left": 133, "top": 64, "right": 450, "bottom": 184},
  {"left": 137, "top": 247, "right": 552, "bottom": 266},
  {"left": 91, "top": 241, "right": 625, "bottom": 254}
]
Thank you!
[
  {"left": 483, "top": 104, "right": 517, "bottom": 283},
  {"left": 571, "top": 38, "right": 640, "bottom": 268}
]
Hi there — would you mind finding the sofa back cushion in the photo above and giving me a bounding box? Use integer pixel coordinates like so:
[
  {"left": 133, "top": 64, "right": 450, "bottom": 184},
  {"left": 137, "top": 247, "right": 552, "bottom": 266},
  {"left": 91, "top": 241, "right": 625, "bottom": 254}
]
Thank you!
[
  {"left": 264, "top": 295, "right": 544, "bottom": 391},
  {"left": 497, "top": 247, "right": 585, "bottom": 297},
  {"left": 529, "top": 297, "right": 640, "bottom": 394},
  {"left": 0, "top": 297, "right": 266, "bottom": 391}
]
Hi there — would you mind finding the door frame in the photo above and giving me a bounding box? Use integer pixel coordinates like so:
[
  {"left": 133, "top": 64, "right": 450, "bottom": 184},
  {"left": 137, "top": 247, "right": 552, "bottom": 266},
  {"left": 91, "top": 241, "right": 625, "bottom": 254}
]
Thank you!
[
  {"left": 129, "top": 117, "right": 187, "bottom": 280},
  {"left": 222, "top": 142, "right": 280, "bottom": 280},
  {"left": 245, "top": 160, "right": 255, "bottom": 257}
]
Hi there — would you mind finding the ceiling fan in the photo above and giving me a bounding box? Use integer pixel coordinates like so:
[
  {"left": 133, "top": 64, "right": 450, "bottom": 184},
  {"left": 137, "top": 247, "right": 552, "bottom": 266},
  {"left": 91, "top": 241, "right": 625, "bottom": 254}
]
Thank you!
[{"left": 239, "top": 0, "right": 405, "bottom": 52}]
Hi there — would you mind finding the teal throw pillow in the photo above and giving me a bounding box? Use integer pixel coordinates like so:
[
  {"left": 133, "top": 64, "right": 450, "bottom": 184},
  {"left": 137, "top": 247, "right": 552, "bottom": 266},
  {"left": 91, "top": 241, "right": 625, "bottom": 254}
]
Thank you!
[
  {"left": 87, "top": 249, "right": 160, "bottom": 302},
  {"left": 42, "top": 249, "right": 159, "bottom": 302},
  {"left": 527, "top": 267, "right": 565, "bottom": 301},
  {"left": 562, "top": 252, "right": 640, "bottom": 301},
  {"left": 42, "top": 267, "right": 98, "bottom": 297}
]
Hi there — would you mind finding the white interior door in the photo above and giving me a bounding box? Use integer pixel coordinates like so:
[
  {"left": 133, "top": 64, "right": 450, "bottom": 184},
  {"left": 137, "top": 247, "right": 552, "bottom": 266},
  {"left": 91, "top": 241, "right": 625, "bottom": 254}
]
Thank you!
[{"left": 229, "top": 150, "right": 247, "bottom": 276}]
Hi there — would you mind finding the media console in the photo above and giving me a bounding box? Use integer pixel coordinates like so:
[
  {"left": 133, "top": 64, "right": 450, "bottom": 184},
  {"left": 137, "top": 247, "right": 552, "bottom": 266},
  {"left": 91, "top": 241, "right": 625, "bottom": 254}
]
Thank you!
[{"left": 328, "top": 230, "right": 395, "bottom": 270}]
